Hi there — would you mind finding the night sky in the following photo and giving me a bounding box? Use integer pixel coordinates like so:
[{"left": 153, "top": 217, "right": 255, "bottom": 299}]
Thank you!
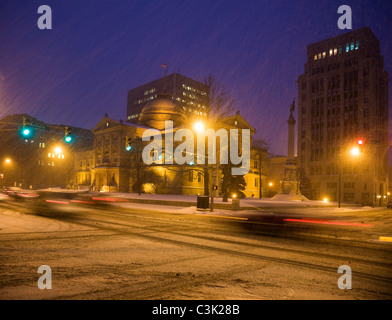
[{"left": 1, "top": 0, "right": 391, "bottom": 156}]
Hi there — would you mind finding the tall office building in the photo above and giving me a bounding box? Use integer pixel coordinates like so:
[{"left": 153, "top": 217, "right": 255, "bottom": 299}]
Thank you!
[
  {"left": 126, "top": 73, "right": 209, "bottom": 123},
  {"left": 297, "top": 27, "right": 389, "bottom": 206}
]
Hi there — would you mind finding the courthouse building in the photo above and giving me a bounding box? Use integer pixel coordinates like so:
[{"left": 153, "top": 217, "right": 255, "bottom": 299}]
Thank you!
[{"left": 74, "top": 93, "right": 268, "bottom": 197}]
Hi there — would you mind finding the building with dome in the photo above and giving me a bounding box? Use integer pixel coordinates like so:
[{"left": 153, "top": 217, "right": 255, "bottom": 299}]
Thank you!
[
  {"left": 138, "top": 92, "right": 186, "bottom": 130},
  {"left": 73, "top": 92, "right": 269, "bottom": 197}
]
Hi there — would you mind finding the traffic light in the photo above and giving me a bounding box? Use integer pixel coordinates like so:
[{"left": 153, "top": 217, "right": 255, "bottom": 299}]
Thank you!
[
  {"left": 357, "top": 138, "right": 365, "bottom": 152},
  {"left": 20, "top": 117, "right": 34, "bottom": 139},
  {"left": 213, "top": 185, "right": 218, "bottom": 191},
  {"left": 125, "top": 137, "right": 132, "bottom": 151},
  {"left": 64, "top": 127, "right": 73, "bottom": 143}
]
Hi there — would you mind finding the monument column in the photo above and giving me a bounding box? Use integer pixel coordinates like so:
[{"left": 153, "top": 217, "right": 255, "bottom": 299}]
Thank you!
[
  {"left": 281, "top": 99, "right": 300, "bottom": 195},
  {"left": 287, "top": 111, "right": 295, "bottom": 164}
]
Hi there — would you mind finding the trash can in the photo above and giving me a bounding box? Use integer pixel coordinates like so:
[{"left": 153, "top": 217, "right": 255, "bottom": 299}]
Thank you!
[
  {"left": 197, "top": 195, "right": 209, "bottom": 209},
  {"left": 232, "top": 199, "right": 240, "bottom": 211}
]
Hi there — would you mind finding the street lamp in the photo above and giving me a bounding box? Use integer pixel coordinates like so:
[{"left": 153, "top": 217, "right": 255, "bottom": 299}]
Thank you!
[
  {"left": 2, "top": 158, "right": 13, "bottom": 188},
  {"left": 350, "top": 147, "right": 360, "bottom": 157},
  {"left": 192, "top": 120, "right": 218, "bottom": 211},
  {"left": 193, "top": 121, "right": 205, "bottom": 132},
  {"left": 338, "top": 146, "right": 362, "bottom": 208}
]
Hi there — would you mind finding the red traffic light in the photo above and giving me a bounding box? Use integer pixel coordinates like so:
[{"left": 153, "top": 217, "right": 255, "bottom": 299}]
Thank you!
[{"left": 357, "top": 139, "right": 364, "bottom": 145}]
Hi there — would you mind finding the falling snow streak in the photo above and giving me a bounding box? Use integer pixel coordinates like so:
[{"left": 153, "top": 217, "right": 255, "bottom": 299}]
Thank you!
[{"left": 0, "top": 0, "right": 391, "bottom": 157}]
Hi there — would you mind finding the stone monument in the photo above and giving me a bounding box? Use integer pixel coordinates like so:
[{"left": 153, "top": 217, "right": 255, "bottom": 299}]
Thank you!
[{"left": 272, "top": 99, "right": 308, "bottom": 201}]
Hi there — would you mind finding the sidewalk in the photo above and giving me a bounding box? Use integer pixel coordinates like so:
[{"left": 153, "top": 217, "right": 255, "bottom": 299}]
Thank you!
[
  {"left": 97, "top": 192, "right": 392, "bottom": 227},
  {"left": 98, "top": 191, "right": 360, "bottom": 210}
]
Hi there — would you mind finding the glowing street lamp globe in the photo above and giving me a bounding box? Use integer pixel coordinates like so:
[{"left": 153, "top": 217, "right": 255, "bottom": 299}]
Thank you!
[
  {"left": 193, "top": 121, "right": 205, "bottom": 132},
  {"left": 350, "top": 147, "right": 360, "bottom": 157}
]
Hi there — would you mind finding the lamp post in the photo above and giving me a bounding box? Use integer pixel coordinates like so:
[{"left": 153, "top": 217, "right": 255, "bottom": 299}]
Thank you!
[
  {"left": 1, "top": 158, "right": 12, "bottom": 189},
  {"left": 338, "top": 145, "right": 362, "bottom": 208},
  {"left": 193, "top": 120, "right": 220, "bottom": 212}
]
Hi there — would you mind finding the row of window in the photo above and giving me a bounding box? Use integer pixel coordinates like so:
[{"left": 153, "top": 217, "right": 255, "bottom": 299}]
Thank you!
[
  {"left": 182, "top": 83, "right": 207, "bottom": 96},
  {"left": 311, "top": 57, "right": 359, "bottom": 75},
  {"left": 48, "top": 153, "right": 64, "bottom": 159},
  {"left": 144, "top": 88, "right": 156, "bottom": 96},
  {"left": 313, "top": 41, "right": 359, "bottom": 61},
  {"left": 309, "top": 163, "right": 369, "bottom": 175},
  {"left": 128, "top": 113, "right": 140, "bottom": 120},
  {"left": 175, "top": 97, "right": 208, "bottom": 110},
  {"left": 135, "top": 95, "right": 157, "bottom": 105},
  {"left": 38, "top": 160, "right": 55, "bottom": 166}
]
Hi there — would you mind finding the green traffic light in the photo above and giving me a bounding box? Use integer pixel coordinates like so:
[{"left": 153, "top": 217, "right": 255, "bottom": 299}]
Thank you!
[
  {"left": 20, "top": 127, "right": 33, "bottom": 139},
  {"left": 65, "top": 136, "right": 73, "bottom": 143},
  {"left": 126, "top": 145, "right": 132, "bottom": 151}
]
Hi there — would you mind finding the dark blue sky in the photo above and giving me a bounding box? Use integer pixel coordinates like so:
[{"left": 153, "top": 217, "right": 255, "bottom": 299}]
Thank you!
[{"left": 1, "top": 0, "right": 391, "bottom": 156}]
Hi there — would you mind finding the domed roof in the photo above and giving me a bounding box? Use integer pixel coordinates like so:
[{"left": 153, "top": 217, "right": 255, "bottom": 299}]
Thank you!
[{"left": 139, "top": 93, "right": 186, "bottom": 130}]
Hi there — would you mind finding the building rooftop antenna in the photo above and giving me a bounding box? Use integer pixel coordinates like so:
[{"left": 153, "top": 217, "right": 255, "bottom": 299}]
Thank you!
[{"left": 162, "top": 63, "right": 168, "bottom": 92}]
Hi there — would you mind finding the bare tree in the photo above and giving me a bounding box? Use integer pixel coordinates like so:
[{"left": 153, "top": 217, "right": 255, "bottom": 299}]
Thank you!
[{"left": 204, "top": 74, "right": 235, "bottom": 122}]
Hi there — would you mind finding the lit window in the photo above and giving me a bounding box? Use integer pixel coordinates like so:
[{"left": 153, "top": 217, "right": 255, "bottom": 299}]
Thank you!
[
  {"left": 334, "top": 48, "right": 338, "bottom": 55},
  {"left": 346, "top": 44, "right": 349, "bottom": 52},
  {"left": 355, "top": 41, "right": 359, "bottom": 49},
  {"left": 48, "top": 153, "right": 51, "bottom": 158},
  {"left": 329, "top": 49, "right": 333, "bottom": 56},
  {"left": 318, "top": 53, "right": 321, "bottom": 59},
  {"left": 322, "top": 52, "right": 326, "bottom": 58},
  {"left": 350, "top": 42, "right": 354, "bottom": 50},
  {"left": 338, "top": 46, "right": 342, "bottom": 54}
]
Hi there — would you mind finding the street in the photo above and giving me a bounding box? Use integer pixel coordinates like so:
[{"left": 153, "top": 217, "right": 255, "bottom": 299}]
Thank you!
[{"left": 0, "top": 198, "right": 391, "bottom": 300}]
